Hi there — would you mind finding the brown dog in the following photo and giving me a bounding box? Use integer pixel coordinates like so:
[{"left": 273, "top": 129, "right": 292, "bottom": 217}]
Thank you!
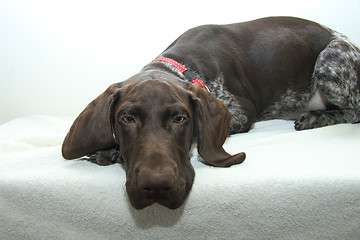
[{"left": 62, "top": 17, "right": 360, "bottom": 209}]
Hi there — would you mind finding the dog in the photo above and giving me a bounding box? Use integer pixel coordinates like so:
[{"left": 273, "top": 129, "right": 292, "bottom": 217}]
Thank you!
[{"left": 62, "top": 17, "right": 360, "bottom": 209}]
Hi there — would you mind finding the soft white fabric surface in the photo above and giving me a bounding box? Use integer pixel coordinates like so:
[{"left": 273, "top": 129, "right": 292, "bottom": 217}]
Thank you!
[{"left": 1, "top": 115, "right": 360, "bottom": 240}]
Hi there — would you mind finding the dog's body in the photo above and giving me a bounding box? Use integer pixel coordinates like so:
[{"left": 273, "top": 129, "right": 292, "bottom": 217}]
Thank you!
[{"left": 62, "top": 17, "right": 360, "bottom": 209}]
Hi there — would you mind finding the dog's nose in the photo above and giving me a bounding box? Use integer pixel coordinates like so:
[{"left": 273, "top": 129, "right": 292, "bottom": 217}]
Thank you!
[{"left": 138, "top": 167, "right": 176, "bottom": 198}]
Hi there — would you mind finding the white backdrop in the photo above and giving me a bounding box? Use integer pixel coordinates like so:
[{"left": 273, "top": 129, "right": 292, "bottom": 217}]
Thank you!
[{"left": 1, "top": 0, "right": 360, "bottom": 124}]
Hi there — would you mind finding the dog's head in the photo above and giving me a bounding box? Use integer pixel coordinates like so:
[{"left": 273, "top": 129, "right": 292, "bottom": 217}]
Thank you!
[{"left": 62, "top": 70, "right": 245, "bottom": 209}]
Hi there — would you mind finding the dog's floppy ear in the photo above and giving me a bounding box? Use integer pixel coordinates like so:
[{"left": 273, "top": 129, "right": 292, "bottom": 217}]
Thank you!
[
  {"left": 62, "top": 83, "right": 121, "bottom": 160},
  {"left": 190, "top": 84, "right": 246, "bottom": 167}
]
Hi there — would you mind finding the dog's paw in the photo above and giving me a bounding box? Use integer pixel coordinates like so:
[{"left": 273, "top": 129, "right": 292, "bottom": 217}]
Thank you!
[
  {"left": 294, "top": 111, "right": 335, "bottom": 130},
  {"left": 85, "top": 149, "right": 121, "bottom": 166}
]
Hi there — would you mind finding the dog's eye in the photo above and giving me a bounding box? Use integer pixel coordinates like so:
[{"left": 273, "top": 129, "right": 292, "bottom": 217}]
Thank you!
[
  {"left": 173, "top": 115, "right": 187, "bottom": 124},
  {"left": 121, "top": 116, "right": 136, "bottom": 124}
]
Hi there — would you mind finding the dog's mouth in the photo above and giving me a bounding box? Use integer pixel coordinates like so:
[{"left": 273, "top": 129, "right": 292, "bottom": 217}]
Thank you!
[{"left": 126, "top": 179, "right": 189, "bottom": 210}]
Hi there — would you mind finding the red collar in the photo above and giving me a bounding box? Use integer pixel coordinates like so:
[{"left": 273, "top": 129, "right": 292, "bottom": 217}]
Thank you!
[{"left": 152, "top": 57, "right": 209, "bottom": 91}]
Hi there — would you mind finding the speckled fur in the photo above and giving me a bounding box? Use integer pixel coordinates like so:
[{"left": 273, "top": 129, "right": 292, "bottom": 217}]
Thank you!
[
  {"left": 206, "top": 73, "right": 251, "bottom": 133},
  {"left": 204, "top": 31, "right": 360, "bottom": 132},
  {"left": 295, "top": 32, "right": 360, "bottom": 130},
  {"left": 257, "top": 90, "right": 311, "bottom": 121}
]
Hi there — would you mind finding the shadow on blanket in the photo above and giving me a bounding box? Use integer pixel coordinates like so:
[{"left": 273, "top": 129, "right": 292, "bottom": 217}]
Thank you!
[{"left": 129, "top": 203, "right": 185, "bottom": 228}]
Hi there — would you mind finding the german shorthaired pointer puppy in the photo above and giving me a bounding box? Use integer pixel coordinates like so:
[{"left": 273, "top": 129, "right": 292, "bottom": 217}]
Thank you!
[{"left": 62, "top": 17, "right": 360, "bottom": 209}]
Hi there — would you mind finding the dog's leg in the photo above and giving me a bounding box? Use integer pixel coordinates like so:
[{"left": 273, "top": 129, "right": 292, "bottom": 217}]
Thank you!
[
  {"left": 207, "top": 73, "right": 256, "bottom": 134},
  {"left": 295, "top": 37, "right": 360, "bottom": 130},
  {"left": 228, "top": 108, "right": 255, "bottom": 134},
  {"left": 83, "top": 148, "right": 121, "bottom": 166}
]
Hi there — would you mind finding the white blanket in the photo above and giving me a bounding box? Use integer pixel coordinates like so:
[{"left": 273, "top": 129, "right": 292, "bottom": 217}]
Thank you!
[{"left": 1, "top": 115, "right": 360, "bottom": 239}]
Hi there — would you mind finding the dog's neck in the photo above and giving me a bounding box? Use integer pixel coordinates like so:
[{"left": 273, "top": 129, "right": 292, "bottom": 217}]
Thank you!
[{"left": 143, "top": 56, "right": 209, "bottom": 91}]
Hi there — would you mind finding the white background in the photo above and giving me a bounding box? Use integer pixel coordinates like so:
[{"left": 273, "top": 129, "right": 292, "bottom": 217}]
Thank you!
[{"left": 1, "top": 0, "right": 360, "bottom": 124}]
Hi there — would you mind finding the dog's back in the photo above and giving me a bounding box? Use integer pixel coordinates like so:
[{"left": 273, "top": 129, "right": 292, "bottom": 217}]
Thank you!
[{"left": 160, "top": 17, "right": 360, "bottom": 132}]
